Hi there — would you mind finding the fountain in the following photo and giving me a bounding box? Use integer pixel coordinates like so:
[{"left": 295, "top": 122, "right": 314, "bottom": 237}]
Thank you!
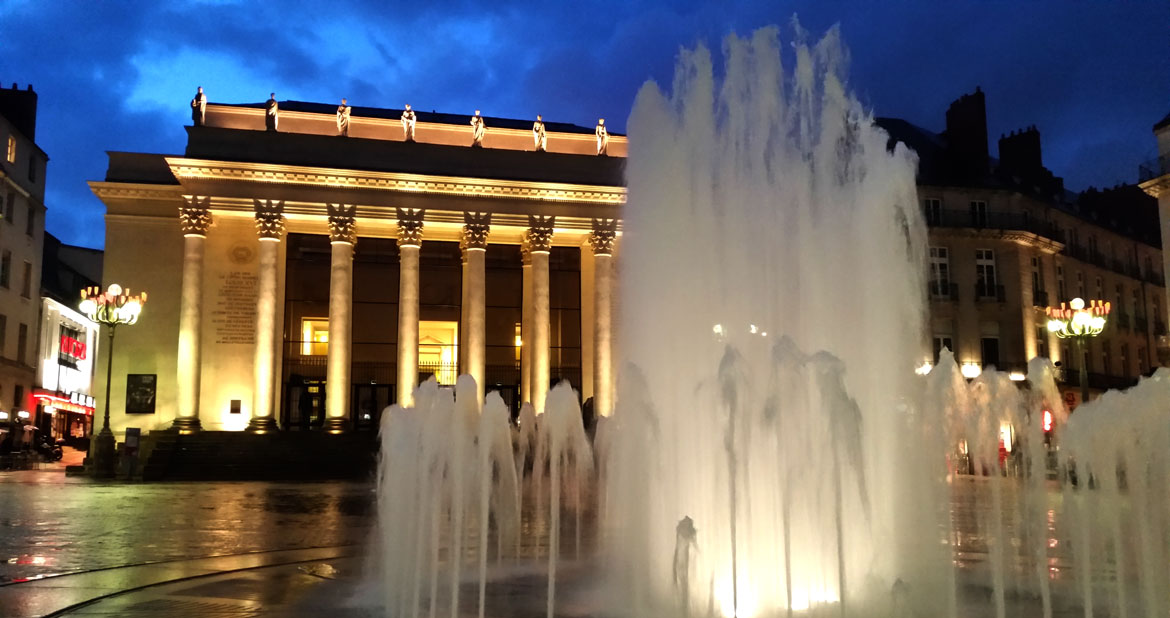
[{"left": 371, "top": 22, "right": 1170, "bottom": 618}]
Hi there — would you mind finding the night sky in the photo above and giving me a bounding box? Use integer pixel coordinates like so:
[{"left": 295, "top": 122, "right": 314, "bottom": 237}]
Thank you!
[{"left": 1, "top": 1, "right": 1167, "bottom": 249}]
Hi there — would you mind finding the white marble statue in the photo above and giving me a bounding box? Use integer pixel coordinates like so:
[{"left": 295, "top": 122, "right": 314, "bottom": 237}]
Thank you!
[
  {"left": 401, "top": 104, "right": 416, "bottom": 142},
  {"left": 533, "top": 115, "right": 547, "bottom": 151},
  {"left": 336, "top": 98, "right": 351, "bottom": 136},
  {"left": 265, "top": 93, "right": 279, "bottom": 132},
  {"left": 190, "top": 86, "right": 206, "bottom": 126},
  {"left": 595, "top": 118, "right": 609, "bottom": 155},
  {"left": 470, "top": 110, "right": 485, "bottom": 147}
]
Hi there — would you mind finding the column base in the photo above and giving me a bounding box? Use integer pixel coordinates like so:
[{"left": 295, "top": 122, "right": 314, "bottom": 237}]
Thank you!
[
  {"left": 170, "top": 417, "right": 202, "bottom": 434},
  {"left": 322, "top": 417, "right": 349, "bottom": 434},
  {"left": 87, "top": 428, "right": 118, "bottom": 478},
  {"left": 246, "top": 416, "right": 279, "bottom": 434}
]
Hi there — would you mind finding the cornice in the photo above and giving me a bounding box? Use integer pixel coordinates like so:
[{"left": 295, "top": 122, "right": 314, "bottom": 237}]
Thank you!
[
  {"left": 1140, "top": 175, "right": 1170, "bottom": 199},
  {"left": 89, "top": 181, "right": 183, "bottom": 201},
  {"left": 164, "top": 157, "right": 626, "bottom": 206},
  {"left": 929, "top": 227, "right": 1065, "bottom": 255}
]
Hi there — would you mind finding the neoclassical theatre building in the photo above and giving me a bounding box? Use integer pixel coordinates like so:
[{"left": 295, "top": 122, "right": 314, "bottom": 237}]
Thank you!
[{"left": 91, "top": 98, "right": 625, "bottom": 433}]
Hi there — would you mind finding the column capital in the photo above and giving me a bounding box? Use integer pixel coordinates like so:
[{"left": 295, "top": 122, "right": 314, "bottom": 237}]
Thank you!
[
  {"left": 327, "top": 203, "right": 357, "bottom": 244},
  {"left": 589, "top": 218, "right": 618, "bottom": 256},
  {"left": 253, "top": 199, "right": 286, "bottom": 241},
  {"left": 397, "top": 207, "right": 424, "bottom": 248},
  {"left": 461, "top": 212, "right": 491, "bottom": 255},
  {"left": 179, "top": 196, "right": 213, "bottom": 236},
  {"left": 525, "top": 214, "right": 555, "bottom": 253}
]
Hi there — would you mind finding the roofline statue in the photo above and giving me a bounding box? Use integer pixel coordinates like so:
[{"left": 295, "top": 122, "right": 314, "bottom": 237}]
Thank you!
[
  {"left": 191, "top": 86, "right": 206, "bottom": 126},
  {"left": 402, "top": 104, "right": 416, "bottom": 142},
  {"left": 470, "top": 110, "right": 485, "bottom": 148},
  {"left": 533, "top": 114, "right": 547, "bottom": 152},
  {"left": 595, "top": 118, "right": 608, "bottom": 156},
  {"left": 336, "top": 98, "right": 351, "bottom": 137},
  {"left": 266, "top": 93, "right": 279, "bottom": 132}
]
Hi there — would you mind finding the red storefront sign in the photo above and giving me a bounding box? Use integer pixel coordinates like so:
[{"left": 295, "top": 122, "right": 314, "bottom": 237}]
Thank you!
[{"left": 60, "top": 335, "right": 86, "bottom": 361}]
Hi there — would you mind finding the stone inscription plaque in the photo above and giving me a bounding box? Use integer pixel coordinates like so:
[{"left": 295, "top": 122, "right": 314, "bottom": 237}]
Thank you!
[{"left": 211, "top": 270, "right": 258, "bottom": 344}]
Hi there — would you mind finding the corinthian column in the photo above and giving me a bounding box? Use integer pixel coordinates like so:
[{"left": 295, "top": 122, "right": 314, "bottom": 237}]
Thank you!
[
  {"left": 460, "top": 213, "right": 490, "bottom": 402},
  {"left": 589, "top": 219, "right": 617, "bottom": 418},
  {"left": 325, "top": 204, "right": 356, "bottom": 433},
  {"left": 172, "top": 196, "right": 211, "bottom": 433},
  {"left": 396, "top": 208, "right": 424, "bottom": 407},
  {"left": 248, "top": 200, "right": 285, "bottom": 433},
  {"left": 521, "top": 243, "right": 533, "bottom": 404},
  {"left": 527, "top": 215, "right": 554, "bottom": 412}
]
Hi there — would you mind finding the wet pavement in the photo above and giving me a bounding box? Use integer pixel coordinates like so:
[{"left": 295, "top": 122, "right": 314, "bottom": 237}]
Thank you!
[{"left": 0, "top": 471, "right": 375, "bottom": 584}]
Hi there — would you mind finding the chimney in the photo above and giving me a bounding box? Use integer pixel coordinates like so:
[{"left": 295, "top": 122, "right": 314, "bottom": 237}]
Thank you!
[
  {"left": 944, "top": 87, "right": 989, "bottom": 180},
  {"left": 0, "top": 82, "right": 38, "bottom": 140},
  {"left": 998, "top": 125, "right": 1043, "bottom": 178}
]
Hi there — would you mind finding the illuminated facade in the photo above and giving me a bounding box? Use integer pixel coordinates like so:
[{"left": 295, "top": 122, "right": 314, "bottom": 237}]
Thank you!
[
  {"left": 897, "top": 89, "right": 1168, "bottom": 408},
  {"left": 0, "top": 84, "right": 47, "bottom": 423},
  {"left": 92, "top": 99, "right": 624, "bottom": 433}
]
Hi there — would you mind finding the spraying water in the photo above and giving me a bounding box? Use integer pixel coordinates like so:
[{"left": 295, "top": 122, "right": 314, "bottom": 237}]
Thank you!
[{"left": 607, "top": 24, "right": 936, "bottom": 616}]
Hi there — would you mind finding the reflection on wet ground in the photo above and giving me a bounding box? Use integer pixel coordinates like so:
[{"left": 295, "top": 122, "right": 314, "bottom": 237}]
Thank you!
[
  {"left": 0, "top": 469, "right": 1127, "bottom": 612},
  {"left": 0, "top": 472, "right": 374, "bottom": 582}
]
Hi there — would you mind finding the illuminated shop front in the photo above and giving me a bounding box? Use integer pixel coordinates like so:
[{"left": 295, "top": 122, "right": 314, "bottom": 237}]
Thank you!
[{"left": 33, "top": 298, "right": 99, "bottom": 442}]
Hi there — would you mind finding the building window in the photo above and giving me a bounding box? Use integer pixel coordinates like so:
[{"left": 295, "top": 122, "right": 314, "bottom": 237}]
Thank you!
[
  {"left": 1, "top": 251, "right": 11, "bottom": 288},
  {"left": 25, "top": 204, "right": 33, "bottom": 236},
  {"left": 21, "top": 261, "right": 31, "bottom": 298},
  {"left": 1088, "top": 235, "right": 1098, "bottom": 256},
  {"left": 27, "top": 154, "right": 36, "bottom": 183},
  {"left": 975, "top": 249, "right": 997, "bottom": 297},
  {"left": 300, "top": 318, "right": 329, "bottom": 355},
  {"left": 1133, "top": 289, "right": 1143, "bottom": 320},
  {"left": 0, "top": 314, "right": 7, "bottom": 358},
  {"left": 923, "top": 198, "right": 942, "bottom": 225},
  {"left": 1120, "top": 343, "right": 1129, "bottom": 377},
  {"left": 1076, "top": 271, "right": 1084, "bottom": 298},
  {"left": 1115, "top": 284, "right": 1125, "bottom": 314},
  {"left": 980, "top": 336, "right": 1000, "bottom": 369},
  {"left": 4, "top": 191, "right": 13, "bottom": 223},
  {"left": 1031, "top": 256, "right": 1045, "bottom": 303},
  {"left": 13, "top": 384, "right": 23, "bottom": 411},
  {"left": 929, "top": 247, "right": 950, "bottom": 297},
  {"left": 1056, "top": 264, "right": 1065, "bottom": 301},
  {"left": 1035, "top": 326, "right": 1048, "bottom": 359},
  {"left": 1101, "top": 341, "right": 1111, "bottom": 376},
  {"left": 17, "top": 323, "right": 27, "bottom": 366},
  {"left": 1094, "top": 276, "right": 1102, "bottom": 300},
  {"left": 1138, "top": 347, "right": 1147, "bottom": 374},
  {"left": 5, "top": 135, "right": 13, "bottom": 163},
  {"left": 932, "top": 335, "right": 953, "bottom": 363},
  {"left": 970, "top": 200, "right": 988, "bottom": 227},
  {"left": 419, "top": 321, "right": 459, "bottom": 386}
]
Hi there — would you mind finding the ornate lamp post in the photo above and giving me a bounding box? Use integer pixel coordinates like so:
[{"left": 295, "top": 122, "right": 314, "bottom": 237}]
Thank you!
[
  {"left": 79, "top": 284, "right": 147, "bottom": 477},
  {"left": 1046, "top": 297, "right": 1110, "bottom": 406}
]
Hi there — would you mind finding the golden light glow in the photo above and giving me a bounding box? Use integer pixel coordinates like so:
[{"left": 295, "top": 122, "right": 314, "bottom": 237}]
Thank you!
[
  {"left": 960, "top": 363, "right": 982, "bottom": 379},
  {"left": 6, "top": 135, "right": 15, "bottom": 163},
  {"left": 420, "top": 321, "right": 458, "bottom": 385},
  {"left": 1008, "top": 372, "right": 1026, "bottom": 382},
  {"left": 1045, "top": 297, "right": 1110, "bottom": 338},
  {"left": 301, "top": 318, "right": 329, "bottom": 355},
  {"left": 915, "top": 361, "right": 933, "bottom": 375}
]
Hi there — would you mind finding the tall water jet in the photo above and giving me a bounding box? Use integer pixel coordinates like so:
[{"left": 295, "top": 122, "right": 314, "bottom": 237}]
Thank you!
[{"left": 608, "top": 24, "right": 938, "bottom": 616}]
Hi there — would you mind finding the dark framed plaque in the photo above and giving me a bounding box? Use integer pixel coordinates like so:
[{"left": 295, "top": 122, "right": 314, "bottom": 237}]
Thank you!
[{"left": 125, "top": 374, "right": 157, "bottom": 415}]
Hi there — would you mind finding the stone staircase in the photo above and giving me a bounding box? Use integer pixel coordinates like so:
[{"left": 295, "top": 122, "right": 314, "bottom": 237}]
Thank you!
[{"left": 137, "top": 430, "right": 379, "bottom": 481}]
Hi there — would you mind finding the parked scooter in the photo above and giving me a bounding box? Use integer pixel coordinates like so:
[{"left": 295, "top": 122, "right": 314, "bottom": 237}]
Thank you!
[{"left": 30, "top": 428, "right": 63, "bottom": 462}]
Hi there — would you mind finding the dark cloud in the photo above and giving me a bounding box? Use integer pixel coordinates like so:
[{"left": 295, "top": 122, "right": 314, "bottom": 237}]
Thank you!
[{"left": 0, "top": 0, "right": 1166, "bottom": 249}]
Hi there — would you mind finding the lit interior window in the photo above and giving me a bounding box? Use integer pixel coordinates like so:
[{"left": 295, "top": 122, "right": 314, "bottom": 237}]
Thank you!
[
  {"left": 419, "top": 321, "right": 458, "bottom": 385},
  {"left": 301, "top": 318, "right": 329, "bottom": 355},
  {"left": 5, "top": 135, "right": 14, "bottom": 164}
]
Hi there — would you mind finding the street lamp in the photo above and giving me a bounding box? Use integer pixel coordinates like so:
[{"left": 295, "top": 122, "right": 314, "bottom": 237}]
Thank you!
[
  {"left": 1046, "top": 297, "right": 1110, "bottom": 406},
  {"left": 79, "top": 284, "right": 147, "bottom": 477}
]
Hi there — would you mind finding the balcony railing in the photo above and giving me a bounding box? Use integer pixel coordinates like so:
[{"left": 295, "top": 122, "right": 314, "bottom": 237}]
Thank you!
[
  {"left": 975, "top": 282, "right": 1006, "bottom": 302},
  {"left": 1065, "top": 244, "right": 1088, "bottom": 261},
  {"left": 926, "top": 208, "right": 1063, "bottom": 241},
  {"left": 1145, "top": 269, "right": 1166, "bottom": 286},
  {"left": 1032, "top": 289, "right": 1049, "bottom": 307},
  {"left": 928, "top": 281, "right": 959, "bottom": 301},
  {"left": 1116, "top": 312, "right": 1131, "bottom": 330},
  {"left": 1087, "top": 250, "right": 1108, "bottom": 268},
  {"left": 1138, "top": 155, "right": 1170, "bottom": 183},
  {"left": 1135, "top": 316, "right": 1149, "bottom": 333}
]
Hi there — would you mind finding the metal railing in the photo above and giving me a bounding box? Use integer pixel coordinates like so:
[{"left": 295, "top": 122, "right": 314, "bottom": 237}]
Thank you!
[
  {"left": 1032, "top": 289, "right": 1049, "bottom": 307},
  {"left": 1115, "top": 313, "right": 1131, "bottom": 330},
  {"left": 1145, "top": 269, "right": 1166, "bottom": 286},
  {"left": 928, "top": 281, "right": 959, "bottom": 301},
  {"left": 975, "top": 282, "right": 1006, "bottom": 302},
  {"left": 1138, "top": 155, "right": 1170, "bottom": 183},
  {"left": 925, "top": 208, "right": 1063, "bottom": 241}
]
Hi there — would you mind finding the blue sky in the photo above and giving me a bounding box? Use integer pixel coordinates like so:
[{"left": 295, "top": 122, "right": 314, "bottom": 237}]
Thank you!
[{"left": 1, "top": 1, "right": 1167, "bottom": 249}]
